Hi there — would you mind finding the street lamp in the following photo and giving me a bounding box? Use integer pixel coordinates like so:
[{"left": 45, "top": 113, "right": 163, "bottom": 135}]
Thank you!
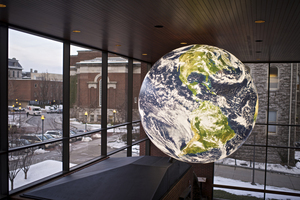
[
  {"left": 113, "top": 110, "right": 116, "bottom": 133},
  {"left": 41, "top": 115, "right": 45, "bottom": 142},
  {"left": 113, "top": 110, "right": 116, "bottom": 125},
  {"left": 18, "top": 106, "right": 21, "bottom": 128},
  {"left": 12, "top": 105, "right": 15, "bottom": 121},
  {"left": 85, "top": 112, "right": 88, "bottom": 132}
]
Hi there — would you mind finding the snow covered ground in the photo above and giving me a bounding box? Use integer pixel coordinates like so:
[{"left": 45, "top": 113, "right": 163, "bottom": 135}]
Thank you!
[
  {"left": 214, "top": 176, "right": 300, "bottom": 200},
  {"left": 10, "top": 160, "right": 76, "bottom": 190},
  {"left": 215, "top": 151, "right": 300, "bottom": 175}
]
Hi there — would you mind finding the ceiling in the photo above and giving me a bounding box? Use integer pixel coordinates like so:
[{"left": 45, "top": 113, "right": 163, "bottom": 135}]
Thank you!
[{"left": 1, "top": 0, "right": 300, "bottom": 64}]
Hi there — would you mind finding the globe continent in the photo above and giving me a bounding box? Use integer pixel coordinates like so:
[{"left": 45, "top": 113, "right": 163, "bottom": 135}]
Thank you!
[{"left": 138, "top": 44, "right": 258, "bottom": 163}]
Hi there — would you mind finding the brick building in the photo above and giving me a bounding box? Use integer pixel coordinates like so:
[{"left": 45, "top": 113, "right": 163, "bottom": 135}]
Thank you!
[
  {"left": 70, "top": 51, "right": 143, "bottom": 124},
  {"left": 8, "top": 59, "right": 63, "bottom": 108}
]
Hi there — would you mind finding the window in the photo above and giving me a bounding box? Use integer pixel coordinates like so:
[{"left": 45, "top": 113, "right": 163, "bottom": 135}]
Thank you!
[
  {"left": 90, "top": 114, "right": 94, "bottom": 122},
  {"left": 13, "top": 71, "right": 15, "bottom": 77},
  {"left": 268, "top": 111, "right": 277, "bottom": 134},
  {"left": 269, "top": 66, "right": 278, "bottom": 90}
]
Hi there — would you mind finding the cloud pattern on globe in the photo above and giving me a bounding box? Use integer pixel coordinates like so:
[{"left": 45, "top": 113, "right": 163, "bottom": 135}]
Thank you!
[{"left": 138, "top": 44, "right": 259, "bottom": 163}]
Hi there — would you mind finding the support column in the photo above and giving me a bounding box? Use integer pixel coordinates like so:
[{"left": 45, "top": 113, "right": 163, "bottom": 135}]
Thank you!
[
  {"left": 0, "top": 22, "right": 8, "bottom": 198},
  {"left": 127, "top": 58, "right": 133, "bottom": 156}
]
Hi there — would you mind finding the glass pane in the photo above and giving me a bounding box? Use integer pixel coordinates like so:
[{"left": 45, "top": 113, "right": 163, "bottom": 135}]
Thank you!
[
  {"left": 213, "top": 187, "right": 264, "bottom": 200},
  {"left": 244, "top": 64, "right": 267, "bottom": 125},
  {"left": 265, "top": 193, "right": 300, "bottom": 200},
  {"left": 266, "top": 147, "right": 300, "bottom": 194},
  {"left": 8, "top": 29, "right": 63, "bottom": 190},
  {"left": 107, "top": 53, "right": 128, "bottom": 125},
  {"left": 245, "top": 125, "right": 267, "bottom": 145},
  {"left": 132, "top": 60, "right": 144, "bottom": 121},
  {"left": 268, "top": 125, "right": 296, "bottom": 151},
  {"left": 110, "top": 149, "right": 127, "bottom": 158},
  {"left": 215, "top": 146, "right": 266, "bottom": 190},
  {"left": 70, "top": 132, "right": 101, "bottom": 165},
  {"left": 9, "top": 143, "right": 62, "bottom": 191},
  {"left": 107, "top": 125, "right": 127, "bottom": 154},
  {"left": 69, "top": 45, "right": 102, "bottom": 165}
]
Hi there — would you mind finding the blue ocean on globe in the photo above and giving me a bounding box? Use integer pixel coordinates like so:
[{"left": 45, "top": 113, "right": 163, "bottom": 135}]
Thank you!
[{"left": 138, "top": 44, "right": 258, "bottom": 163}]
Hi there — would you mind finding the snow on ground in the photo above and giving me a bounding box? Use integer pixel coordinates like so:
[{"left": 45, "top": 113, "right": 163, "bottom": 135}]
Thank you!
[
  {"left": 81, "top": 136, "right": 92, "bottom": 142},
  {"left": 34, "top": 149, "right": 49, "bottom": 155},
  {"left": 92, "top": 133, "right": 101, "bottom": 138},
  {"left": 215, "top": 176, "right": 300, "bottom": 200},
  {"left": 10, "top": 160, "right": 76, "bottom": 190},
  {"left": 296, "top": 151, "right": 300, "bottom": 160},
  {"left": 216, "top": 152, "right": 300, "bottom": 175}
]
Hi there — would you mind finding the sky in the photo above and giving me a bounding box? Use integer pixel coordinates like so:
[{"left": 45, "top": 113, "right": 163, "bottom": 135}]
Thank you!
[{"left": 9, "top": 29, "right": 88, "bottom": 74}]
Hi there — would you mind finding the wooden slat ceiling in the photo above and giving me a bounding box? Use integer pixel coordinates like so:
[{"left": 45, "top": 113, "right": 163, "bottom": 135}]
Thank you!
[{"left": 0, "top": 0, "right": 300, "bottom": 64}]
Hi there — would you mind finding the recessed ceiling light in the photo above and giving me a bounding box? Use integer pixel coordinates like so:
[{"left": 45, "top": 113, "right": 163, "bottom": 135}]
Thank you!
[
  {"left": 142, "top": 54, "right": 147, "bottom": 56},
  {"left": 256, "top": 51, "right": 262, "bottom": 53},
  {"left": 116, "top": 44, "right": 121, "bottom": 47},
  {"left": 180, "top": 42, "right": 187, "bottom": 45},
  {"left": 255, "top": 40, "right": 263, "bottom": 42},
  {"left": 72, "top": 30, "right": 81, "bottom": 33},
  {"left": 255, "top": 20, "right": 265, "bottom": 24},
  {"left": 0, "top": 4, "right": 6, "bottom": 7},
  {"left": 154, "top": 25, "right": 164, "bottom": 28},
  {"left": 256, "top": 58, "right": 261, "bottom": 60}
]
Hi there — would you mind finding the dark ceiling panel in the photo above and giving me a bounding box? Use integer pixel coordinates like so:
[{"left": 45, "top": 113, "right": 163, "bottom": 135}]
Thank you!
[{"left": 0, "top": 0, "right": 300, "bottom": 63}]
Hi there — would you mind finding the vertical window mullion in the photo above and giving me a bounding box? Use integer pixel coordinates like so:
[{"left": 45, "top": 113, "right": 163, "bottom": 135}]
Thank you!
[
  {"left": 0, "top": 22, "right": 9, "bottom": 198},
  {"left": 101, "top": 51, "right": 108, "bottom": 156},
  {"left": 62, "top": 41, "right": 70, "bottom": 172},
  {"left": 127, "top": 58, "right": 133, "bottom": 157}
]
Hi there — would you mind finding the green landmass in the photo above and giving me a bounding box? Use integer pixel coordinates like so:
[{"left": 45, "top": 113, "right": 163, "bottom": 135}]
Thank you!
[
  {"left": 178, "top": 44, "right": 235, "bottom": 94},
  {"left": 179, "top": 101, "right": 235, "bottom": 156}
]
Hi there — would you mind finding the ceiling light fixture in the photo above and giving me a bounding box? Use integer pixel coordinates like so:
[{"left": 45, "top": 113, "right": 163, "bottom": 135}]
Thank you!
[
  {"left": 180, "top": 42, "right": 187, "bottom": 45},
  {"left": 154, "top": 25, "right": 164, "bottom": 28},
  {"left": 72, "top": 30, "right": 81, "bottom": 33},
  {"left": 0, "top": 4, "right": 6, "bottom": 7},
  {"left": 116, "top": 44, "right": 121, "bottom": 47},
  {"left": 142, "top": 54, "right": 147, "bottom": 56},
  {"left": 255, "top": 20, "right": 265, "bottom": 24}
]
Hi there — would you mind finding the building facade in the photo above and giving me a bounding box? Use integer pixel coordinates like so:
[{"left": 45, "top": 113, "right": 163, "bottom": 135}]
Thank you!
[
  {"left": 70, "top": 51, "right": 142, "bottom": 124},
  {"left": 230, "top": 63, "right": 300, "bottom": 166}
]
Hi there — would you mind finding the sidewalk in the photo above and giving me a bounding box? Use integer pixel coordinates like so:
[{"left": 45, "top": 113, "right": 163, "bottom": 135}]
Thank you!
[{"left": 214, "top": 164, "right": 300, "bottom": 191}]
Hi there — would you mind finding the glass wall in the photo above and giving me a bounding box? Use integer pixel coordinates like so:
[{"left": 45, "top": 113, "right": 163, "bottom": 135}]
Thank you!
[
  {"left": 69, "top": 45, "right": 103, "bottom": 166},
  {"left": 2, "top": 28, "right": 149, "bottom": 197},
  {"left": 214, "top": 63, "right": 300, "bottom": 199},
  {"left": 106, "top": 53, "right": 128, "bottom": 155},
  {"left": 8, "top": 29, "right": 63, "bottom": 190}
]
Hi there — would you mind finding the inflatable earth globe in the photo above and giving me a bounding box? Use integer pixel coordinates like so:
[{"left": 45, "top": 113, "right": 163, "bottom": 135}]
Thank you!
[{"left": 138, "top": 44, "right": 258, "bottom": 163}]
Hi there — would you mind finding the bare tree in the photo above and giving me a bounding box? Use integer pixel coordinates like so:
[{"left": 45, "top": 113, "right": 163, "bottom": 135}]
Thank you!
[
  {"left": 9, "top": 152, "right": 21, "bottom": 190},
  {"left": 20, "top": 148, "right": 35, "bottom": 179}
]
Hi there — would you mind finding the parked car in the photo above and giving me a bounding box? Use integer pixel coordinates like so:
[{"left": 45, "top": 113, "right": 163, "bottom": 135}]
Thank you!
[
  {"left": 46, "top": 107, "right": 58, "bottom": 114},
  {"left": 44, "top": 130, "right": 63, "bottom": 138},
  {"left": 9, "top": 138, "right": 31, "bottom": 148},
  {"left": 19, "top": 134, "right": 53, "bottom": 148},
  {"left": 70, "top": 130, "right": 82, "bottom": 141}
]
